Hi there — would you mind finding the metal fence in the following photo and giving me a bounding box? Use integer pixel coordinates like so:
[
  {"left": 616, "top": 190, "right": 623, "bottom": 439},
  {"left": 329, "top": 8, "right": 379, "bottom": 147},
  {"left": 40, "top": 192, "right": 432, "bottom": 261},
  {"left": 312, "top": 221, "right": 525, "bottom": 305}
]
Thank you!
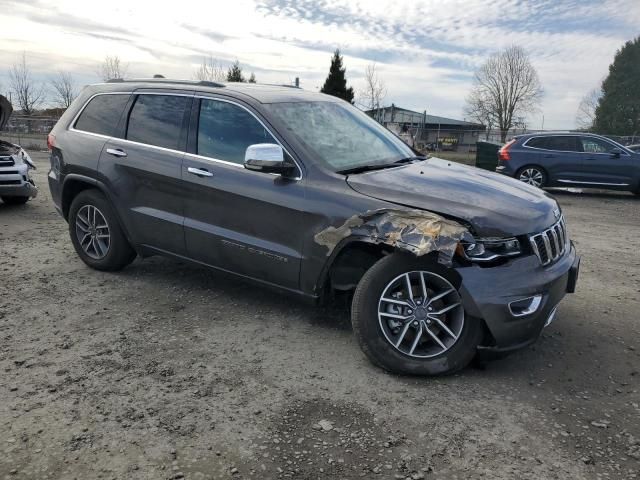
[
  {"left": 400, "top": 127, "right": 640, "bottom": 154},
  {"left": 0, "top": 116, "right": 59, "bottom": 151}
]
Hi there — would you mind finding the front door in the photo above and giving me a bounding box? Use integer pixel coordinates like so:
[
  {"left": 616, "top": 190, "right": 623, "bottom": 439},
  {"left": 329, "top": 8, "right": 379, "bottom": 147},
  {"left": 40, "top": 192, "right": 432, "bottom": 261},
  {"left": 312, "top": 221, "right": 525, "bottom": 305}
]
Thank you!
[
  {"left": 182, "top": 97, "right": 305, "bottom": 290},
  {"left": 578, "top": 136, "right": 634, "bottom": 188}
]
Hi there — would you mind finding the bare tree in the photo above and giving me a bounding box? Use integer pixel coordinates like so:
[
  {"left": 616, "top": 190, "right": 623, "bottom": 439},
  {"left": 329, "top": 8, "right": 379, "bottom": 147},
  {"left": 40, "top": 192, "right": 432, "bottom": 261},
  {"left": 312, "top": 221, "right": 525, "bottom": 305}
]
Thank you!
[
  {"left": 466, "top": 46, "right": 542, "bottom": 142},
  {"left": 9, "top": 52, "right": 45, "bottom": 115},
  {"left": 464, "top": 91, "right": 494, "bottom": 140},
  {"left": 194, "top": 56, "right": 226, "bottom": 82},
  {"left": 358, "top": 63, "right": 387, "bottom": 111},
  {"left": 50, "top": 71, "right": 77, "bottom": 109},
  {"left": 575, "top": 88, "right": 601, "bottom": 131},
  {"left": 98, "top": 55, "right": 128, "bottom": 81}
]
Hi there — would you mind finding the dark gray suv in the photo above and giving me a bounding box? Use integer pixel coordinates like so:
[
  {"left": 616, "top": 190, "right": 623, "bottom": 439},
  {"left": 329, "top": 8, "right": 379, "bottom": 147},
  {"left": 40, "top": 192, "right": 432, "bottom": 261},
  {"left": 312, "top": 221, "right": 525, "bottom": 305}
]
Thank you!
[
  {"left": 496, "top": 132, "right": 640, "bottom": 194},
  {"left": 47, "top": 79, "right": 579, "bottom": 375}
]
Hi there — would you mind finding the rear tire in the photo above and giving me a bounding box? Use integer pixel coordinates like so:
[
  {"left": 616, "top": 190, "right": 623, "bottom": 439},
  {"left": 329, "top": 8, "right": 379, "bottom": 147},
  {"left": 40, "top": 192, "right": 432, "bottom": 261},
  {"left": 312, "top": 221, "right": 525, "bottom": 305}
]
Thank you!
[
  {"left": 2, "top": 196, "right": 30, "bottom": 205},
  {"left": 516, "top": 165, "right": 547, "bottom": 188},
  {"left": 351, "top": 253, "right": 481, "bottom": 376},
  {"left": 68, "top": 189, "right": 136, "bottom": 271}
]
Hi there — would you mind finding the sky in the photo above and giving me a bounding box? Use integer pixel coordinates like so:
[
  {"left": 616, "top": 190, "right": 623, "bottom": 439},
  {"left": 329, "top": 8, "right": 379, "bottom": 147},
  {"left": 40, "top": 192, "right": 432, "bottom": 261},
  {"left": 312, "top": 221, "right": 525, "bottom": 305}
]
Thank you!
[{"left": 0, "top": 0, "right": 638, "bottom": 129}]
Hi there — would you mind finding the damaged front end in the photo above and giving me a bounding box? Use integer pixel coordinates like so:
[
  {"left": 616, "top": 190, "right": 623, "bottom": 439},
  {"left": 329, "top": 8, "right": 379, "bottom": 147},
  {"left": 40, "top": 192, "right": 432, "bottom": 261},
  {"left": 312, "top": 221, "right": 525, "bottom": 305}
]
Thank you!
[
  {"left": 0, "top": 95, "right": 38, "bottom": 201},
  {"left": 314, "top": 209, "right": 472, "bottom": 266}
]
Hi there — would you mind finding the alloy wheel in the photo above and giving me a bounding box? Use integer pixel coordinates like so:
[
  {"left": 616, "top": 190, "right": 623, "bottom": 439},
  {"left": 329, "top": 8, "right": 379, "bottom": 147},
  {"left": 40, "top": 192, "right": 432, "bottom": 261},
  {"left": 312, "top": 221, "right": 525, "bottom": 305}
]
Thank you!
[
  {"left": 519, "top": 168, "right": 544, "bottom": 187},
  {"left": 377, "top": 271, "right": 464, "bottom": 358},
  {"left": 75, "top": 205, "right": 111, "bottom": 259}
]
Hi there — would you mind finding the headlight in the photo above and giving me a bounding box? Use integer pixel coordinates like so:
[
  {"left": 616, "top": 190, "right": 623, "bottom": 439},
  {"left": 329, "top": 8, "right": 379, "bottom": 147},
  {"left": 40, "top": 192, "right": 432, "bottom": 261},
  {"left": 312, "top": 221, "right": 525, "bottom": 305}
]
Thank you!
[{"left": 458, "top": 237, "right": 521, "bottom": 262}]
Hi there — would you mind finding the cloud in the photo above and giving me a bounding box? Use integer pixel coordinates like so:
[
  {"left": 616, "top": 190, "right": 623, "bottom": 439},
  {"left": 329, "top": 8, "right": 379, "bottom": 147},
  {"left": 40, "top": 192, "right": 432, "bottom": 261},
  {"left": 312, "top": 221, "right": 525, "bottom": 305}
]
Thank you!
[{"left": 0, "top": 0, "right": 638, "bottom": 128}]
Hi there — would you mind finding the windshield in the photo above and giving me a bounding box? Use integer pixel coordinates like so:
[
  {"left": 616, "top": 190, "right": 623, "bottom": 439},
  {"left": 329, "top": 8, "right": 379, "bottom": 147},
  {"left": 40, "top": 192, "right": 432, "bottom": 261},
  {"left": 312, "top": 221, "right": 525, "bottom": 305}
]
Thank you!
[{"left": 267, "top": 101, "right": 414, "bottom": 172}]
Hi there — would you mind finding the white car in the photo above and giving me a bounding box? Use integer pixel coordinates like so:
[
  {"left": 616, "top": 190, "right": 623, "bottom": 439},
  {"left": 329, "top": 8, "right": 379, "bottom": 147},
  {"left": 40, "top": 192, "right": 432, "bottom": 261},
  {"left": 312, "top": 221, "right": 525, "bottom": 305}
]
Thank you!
[{"left": 0, "top": 95, "right": 38, "bottom": 205}]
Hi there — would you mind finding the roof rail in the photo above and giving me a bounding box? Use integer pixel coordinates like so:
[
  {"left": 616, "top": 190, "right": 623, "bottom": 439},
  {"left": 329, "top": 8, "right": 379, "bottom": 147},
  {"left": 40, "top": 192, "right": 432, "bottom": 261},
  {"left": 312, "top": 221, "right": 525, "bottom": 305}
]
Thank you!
[
  {"left": 273, "top": 84, "right": 301, "bottom": 89},
  {"left": 105, "top": 78, "right": 225, "bottom": 88}
]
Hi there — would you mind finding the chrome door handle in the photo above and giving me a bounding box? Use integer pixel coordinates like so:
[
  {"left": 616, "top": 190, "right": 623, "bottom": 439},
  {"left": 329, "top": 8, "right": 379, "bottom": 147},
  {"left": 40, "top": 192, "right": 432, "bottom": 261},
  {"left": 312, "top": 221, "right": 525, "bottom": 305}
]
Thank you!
[
  {"left": 106, "top": 148, "right": 127, "bottom": 158},
  {"left": 187, "top": 167, "right": 213, "bottom": 177}
]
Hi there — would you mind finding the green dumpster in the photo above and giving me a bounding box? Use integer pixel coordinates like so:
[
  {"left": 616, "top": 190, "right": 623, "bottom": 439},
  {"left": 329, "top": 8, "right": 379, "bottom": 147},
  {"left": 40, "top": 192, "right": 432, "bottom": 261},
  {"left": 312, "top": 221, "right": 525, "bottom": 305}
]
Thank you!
[{"left": 475, "top": 140, "right": 502, "bottom": 171}]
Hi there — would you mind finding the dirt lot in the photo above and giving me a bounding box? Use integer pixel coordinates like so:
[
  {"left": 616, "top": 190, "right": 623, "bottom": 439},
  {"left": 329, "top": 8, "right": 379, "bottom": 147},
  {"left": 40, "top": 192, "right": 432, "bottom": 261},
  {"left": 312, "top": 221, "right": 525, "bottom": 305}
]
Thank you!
[{"left": 1, "top": 152, "right": 639, "bottom": 480}]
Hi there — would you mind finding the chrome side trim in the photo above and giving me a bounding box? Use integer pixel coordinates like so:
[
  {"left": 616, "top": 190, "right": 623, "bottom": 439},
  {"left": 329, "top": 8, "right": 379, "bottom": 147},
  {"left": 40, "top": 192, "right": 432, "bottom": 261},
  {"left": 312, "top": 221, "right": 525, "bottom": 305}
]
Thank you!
[{"left": 557, "top": 179, "right": 630, "bottom": 186}]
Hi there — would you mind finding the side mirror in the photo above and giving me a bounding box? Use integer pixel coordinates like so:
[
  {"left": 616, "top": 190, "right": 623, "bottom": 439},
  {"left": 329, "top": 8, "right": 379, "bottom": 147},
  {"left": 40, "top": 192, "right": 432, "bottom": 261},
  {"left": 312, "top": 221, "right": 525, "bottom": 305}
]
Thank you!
[
  {"left": 244, "top": 143, "right": 294, "bottom": 175},
  {"left": 610, "top": 148, "right": 622, "bottom": 158}
]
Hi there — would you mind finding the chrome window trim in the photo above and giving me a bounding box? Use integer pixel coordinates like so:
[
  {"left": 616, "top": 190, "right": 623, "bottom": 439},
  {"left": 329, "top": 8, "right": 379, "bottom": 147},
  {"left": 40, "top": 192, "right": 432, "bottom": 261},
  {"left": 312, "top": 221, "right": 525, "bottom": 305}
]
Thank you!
[
  {"left": 522, "top": 135, "right": 631, "bottom": 156},
  {"left": 68, "top": 91, "right": 304, "bottom": 180},
  {"left": 105, "top": 137, "right": 189, "bottom": 156}
]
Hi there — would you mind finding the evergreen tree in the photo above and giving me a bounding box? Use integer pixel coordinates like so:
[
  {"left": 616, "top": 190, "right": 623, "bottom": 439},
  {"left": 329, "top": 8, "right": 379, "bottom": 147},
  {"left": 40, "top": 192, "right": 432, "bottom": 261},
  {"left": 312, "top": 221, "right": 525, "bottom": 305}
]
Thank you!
[
  {"left": 227, "top": 61, "right": 245, "bottom": 82},
  {"left": 248, "top": 72, "right": 256, "bottom": 83},
  {"left": 594, "top": 37, "right": 640, "bottom": 135},
  {"left": 320, "top": 49, "right": 355, "bottom": 103}
]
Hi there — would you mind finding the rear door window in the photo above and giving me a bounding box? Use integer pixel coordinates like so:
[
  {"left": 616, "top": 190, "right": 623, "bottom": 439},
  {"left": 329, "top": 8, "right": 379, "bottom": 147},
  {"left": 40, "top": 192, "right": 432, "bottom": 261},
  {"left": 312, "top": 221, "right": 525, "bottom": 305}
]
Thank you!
[
  {"left": 581, "top": 137, "right": 616, "bottom": 154},
  {"left": 126, "top": 94, "right": 189, "bottom": 150},
  {"left": 197, "top": 99, "right": 274, "bottom": 164},
  {"left": 74, "top": 94, "right": 129, "bottom": 136},
  {"left": 544, "top": 136, "right": 581, "bottom": 152},
  {"left": 525, "top": 137, "right": 548, "bottom": 149}
]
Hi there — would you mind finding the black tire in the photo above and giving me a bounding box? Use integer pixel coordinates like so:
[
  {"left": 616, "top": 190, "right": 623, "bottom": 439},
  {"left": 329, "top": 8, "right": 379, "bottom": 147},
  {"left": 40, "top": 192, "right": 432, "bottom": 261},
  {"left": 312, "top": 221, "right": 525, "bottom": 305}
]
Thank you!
[
  {"left": 351, "top": 253, "right": 482, "bottom": 376},
  {"left": 68, "top": 189, "right": 136, "bottom": 271},
  {"left": 516, "top": 165, "right": 547, "bottom": 188},
  {"left": 2, "top": 196, "right": 30, "bottom": 205}
]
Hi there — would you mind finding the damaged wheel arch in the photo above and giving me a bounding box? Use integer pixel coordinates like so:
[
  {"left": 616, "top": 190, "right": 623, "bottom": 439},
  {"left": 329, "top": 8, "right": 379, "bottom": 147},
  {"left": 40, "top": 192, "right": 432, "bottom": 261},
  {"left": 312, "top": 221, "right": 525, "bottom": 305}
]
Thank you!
[{"left": 315, "top": 209, "right": 469, "bottom": 298}]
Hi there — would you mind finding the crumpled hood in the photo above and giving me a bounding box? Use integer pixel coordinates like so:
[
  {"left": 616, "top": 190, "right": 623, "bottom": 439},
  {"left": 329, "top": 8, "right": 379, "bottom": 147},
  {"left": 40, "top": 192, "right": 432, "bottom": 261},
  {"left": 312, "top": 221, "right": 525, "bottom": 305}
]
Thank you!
[
  {"left": 0, "top": 95, "right": 12, "bottom": 131},
  {"left": 346, "top": 157, "right": 560, "bottom": 237}
]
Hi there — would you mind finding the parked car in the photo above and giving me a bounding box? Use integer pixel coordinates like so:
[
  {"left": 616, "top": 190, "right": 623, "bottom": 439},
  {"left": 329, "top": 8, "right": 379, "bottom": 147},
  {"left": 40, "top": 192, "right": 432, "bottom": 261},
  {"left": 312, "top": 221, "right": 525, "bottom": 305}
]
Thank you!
[
  {"left": 0, "top": 95, "right": 38, "bottom": 205},
  {"left": 627, "top": 144, "right": 640, "bottom": 153},
  {"left": 495, "top": 132, "right": 640, "bottom": 194},
  {"left": 47, "top": 79, "right": 579, "bottom": 375}
]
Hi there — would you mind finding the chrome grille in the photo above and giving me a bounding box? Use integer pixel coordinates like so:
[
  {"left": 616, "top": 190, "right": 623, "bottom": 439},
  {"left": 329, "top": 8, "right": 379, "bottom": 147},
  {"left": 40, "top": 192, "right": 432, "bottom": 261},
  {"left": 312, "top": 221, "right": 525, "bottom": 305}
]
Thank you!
[
  {"left": 529, "top": 217, "right": 568, "bottom": 266},
  {"left": 0, "top": 158, "right": 15, "bottom": 167}
]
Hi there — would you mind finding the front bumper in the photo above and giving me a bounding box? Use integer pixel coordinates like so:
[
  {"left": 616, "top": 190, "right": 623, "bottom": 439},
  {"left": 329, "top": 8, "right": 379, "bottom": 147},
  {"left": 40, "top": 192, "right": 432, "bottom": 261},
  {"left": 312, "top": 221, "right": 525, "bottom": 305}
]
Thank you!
[
  {"left": 457, "top": 243, "right": 579, "bottom": 353},
  {"left": 0, "top": 162, "right": 38, "bottom": 198}
]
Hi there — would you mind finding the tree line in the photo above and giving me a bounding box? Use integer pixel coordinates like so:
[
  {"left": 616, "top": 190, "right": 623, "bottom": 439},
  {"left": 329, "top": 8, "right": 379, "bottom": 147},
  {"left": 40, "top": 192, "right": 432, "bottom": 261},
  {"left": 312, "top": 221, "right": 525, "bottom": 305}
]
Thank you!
[
  {"left": 3, "top": 36, "right": 639, "bottom": 139},
  {"left": 2, "top": 54, "right": 259, "bottom": 116}
]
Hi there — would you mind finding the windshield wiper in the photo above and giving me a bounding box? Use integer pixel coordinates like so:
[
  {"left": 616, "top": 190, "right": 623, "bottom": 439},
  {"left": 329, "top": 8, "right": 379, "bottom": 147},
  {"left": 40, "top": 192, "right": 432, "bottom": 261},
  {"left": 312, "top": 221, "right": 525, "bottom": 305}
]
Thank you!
[{"left": 337, "top": 156, "right": 426, "bottom": 175}]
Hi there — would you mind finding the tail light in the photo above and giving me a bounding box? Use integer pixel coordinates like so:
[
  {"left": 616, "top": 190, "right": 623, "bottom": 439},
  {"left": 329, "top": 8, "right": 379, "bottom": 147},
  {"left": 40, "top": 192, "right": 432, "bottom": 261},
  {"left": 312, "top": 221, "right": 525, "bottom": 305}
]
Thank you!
[
  {"left": 47, "top": 133, "right": 56, "bottom": 151},
  {"left": 498, "top": 139, "right": 516, "bottom": 161}
]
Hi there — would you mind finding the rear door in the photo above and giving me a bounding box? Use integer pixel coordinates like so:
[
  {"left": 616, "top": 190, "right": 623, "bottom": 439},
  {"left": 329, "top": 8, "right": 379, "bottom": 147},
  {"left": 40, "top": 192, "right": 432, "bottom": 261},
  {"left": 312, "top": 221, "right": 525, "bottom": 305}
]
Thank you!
[
  {"left": 181, "top": 97, "right": 305, "bottom": 290},
  {"left": 98, "top": 91, "right": 193, "bottom": 255},
  {"left": 536, "top": 135, "right": 583, "bottom": 185},
  {"left": 578, "top": 136, "right": 633, "bottom": 188}
]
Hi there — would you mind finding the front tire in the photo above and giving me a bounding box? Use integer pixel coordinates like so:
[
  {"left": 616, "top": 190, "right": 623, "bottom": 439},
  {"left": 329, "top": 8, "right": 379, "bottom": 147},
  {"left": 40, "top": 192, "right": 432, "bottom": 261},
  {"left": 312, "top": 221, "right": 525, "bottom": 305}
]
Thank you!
[
  {"left": 351, "top": 253, "right": 481, "bottom": 376},
  {"left": 2, "top": 196, "right": 30, "bottom": 205},
  {"left": 68, "top": 189, "right": 136, "bottom": 271}
]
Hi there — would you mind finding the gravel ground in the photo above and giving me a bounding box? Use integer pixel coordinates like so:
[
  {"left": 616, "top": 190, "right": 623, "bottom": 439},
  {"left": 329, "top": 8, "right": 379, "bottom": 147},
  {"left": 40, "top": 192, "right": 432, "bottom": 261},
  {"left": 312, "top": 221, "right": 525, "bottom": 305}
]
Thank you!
[{"left": 1, "top": 152, "right": 639, "bottom": 480}]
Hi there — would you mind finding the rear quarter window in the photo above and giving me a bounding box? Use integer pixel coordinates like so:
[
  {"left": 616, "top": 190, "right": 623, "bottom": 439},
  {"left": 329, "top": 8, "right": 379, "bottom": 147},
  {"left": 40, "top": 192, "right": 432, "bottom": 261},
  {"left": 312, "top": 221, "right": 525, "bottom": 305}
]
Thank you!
[{"left": 74, "top": 94, "right": 130, "bottom": 136}]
